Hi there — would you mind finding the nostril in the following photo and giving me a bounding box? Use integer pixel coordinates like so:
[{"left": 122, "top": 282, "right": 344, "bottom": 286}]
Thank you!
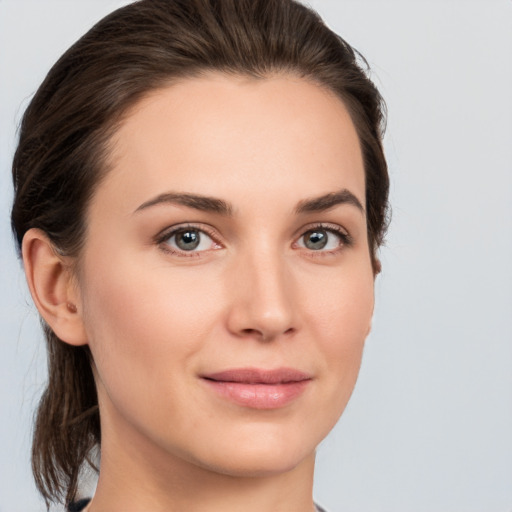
[
  {"left": 240, "top": 327, "right": 295, "bottom": 341},
  {"left": 239, "top": 328, "right": 273, "bottom": 342},
  {"left": 241, "top": 328, "right": 267, "bottom": 339}
]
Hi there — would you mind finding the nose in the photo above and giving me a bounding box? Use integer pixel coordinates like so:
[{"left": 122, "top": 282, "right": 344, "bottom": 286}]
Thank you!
[{"left": 225, "top": 247, "right": 297, "bottom": 342}]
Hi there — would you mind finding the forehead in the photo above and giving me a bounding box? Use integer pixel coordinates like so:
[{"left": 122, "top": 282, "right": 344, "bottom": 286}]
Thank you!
[{"left": 96, "top": 72, "right": 365, "bottom": 215}]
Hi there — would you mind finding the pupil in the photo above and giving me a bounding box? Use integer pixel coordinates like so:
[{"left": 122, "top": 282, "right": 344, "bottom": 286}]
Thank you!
[
  {"left": 176, "top": 230, "right": 200, "bottom": 250},
  {"left": 305, "top": 230, "right": 327, "bottom": 250}
]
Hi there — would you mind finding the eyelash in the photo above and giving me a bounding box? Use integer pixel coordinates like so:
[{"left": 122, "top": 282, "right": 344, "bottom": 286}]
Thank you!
[
  {"left": 155, "top": 223, "right": 221, "bottom": 258},
  {"left": 295, "top": 223, "right": 353, "bottom": 257},
  {"left": 154, "top": 222, "right": 353, "bottom": 258}
]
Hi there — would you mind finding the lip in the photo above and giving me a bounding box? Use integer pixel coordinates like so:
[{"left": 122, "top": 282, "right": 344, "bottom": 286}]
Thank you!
[{"left": 200, "top": 367, "right": 312, "bottom": 409}]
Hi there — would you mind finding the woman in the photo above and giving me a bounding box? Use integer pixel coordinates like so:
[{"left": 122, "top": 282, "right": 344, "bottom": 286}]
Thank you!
[{"left": 11, "top": 0, "right": 389, "bottom": 510}]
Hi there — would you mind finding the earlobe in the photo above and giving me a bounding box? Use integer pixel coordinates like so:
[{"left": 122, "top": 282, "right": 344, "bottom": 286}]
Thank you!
[
  {"left": 366, "top": 287, "right": 377, "bottom": 338},
  {"left": 22, "top": 228, "right": 88, "bottom": 346},
  {"left": 365, "top": 320, "right": 373, "bottom": 338},
  {"left": 373, "top": 258, "right": 382, "bottom": 276}
]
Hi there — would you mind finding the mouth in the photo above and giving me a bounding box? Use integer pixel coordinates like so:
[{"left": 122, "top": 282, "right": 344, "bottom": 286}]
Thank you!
[{"left": 200, "top": 367, "right": 312, "bottom": 409}]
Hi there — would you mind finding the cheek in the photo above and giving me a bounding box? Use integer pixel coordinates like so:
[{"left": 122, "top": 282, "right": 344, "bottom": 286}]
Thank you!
[
  {"left": 83, "top": 247, "right": 215, "bottom": 335},
  {"left": 305, "top": 258, "right": 374, "bottom": 348},
  {"left": 302, "top": 262, "right": 374, "bottom": 415},
  {"left": 78, "top": 251, "right": 221, "bottom": 406}
]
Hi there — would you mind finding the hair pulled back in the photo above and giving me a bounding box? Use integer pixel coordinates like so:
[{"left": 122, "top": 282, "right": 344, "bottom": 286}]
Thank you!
[{"left": 11, "top": 0, "right": 389, "bottom": 507}]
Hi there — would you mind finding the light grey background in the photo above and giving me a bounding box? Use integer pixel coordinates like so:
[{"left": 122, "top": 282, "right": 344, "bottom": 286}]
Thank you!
[{"left": 1, "top": 1, "right": 511, "bottom": 511}]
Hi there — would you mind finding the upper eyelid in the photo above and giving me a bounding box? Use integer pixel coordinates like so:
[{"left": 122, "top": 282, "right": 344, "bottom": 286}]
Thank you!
[
  {"left": 155, "top": 223, "right": 220, "bottom": 242},
  {"left": 292, "top": 222, "right": 350, "bottom": 240},
  {"left": 156, "top": 221, "right": 348, "bottom": 237}
]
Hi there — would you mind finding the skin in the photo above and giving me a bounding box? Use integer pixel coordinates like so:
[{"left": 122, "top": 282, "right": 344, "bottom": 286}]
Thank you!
[{"left": 23, "top": 73, "right": 376, "bottom": 512}]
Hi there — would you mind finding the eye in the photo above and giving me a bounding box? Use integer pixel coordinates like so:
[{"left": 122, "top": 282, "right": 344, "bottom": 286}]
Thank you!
[
  {"left": 296, "top": 226, "right": 351, "bottom": 253},
  {"left": 157, "top": 225, "right": 221, "bottom": 256}
]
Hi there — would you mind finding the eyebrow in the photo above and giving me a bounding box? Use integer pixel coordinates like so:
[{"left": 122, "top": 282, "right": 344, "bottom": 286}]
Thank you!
[
  {"left": 134, "top": 188, "right": 364, "bottom": 216},
  {"left": 134, "top": 192, "right": 233, "bottom": 216},
  {"left": 295, "top": 189, "right": 365, "bottom": 215}
]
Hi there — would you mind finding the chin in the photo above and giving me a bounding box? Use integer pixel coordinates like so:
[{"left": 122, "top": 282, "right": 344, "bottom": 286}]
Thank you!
[
  {"left": 182, "top": 423, "right": 321, "bottom": 478},
  {"left": 198, "top": 447, "right": 313, "bottom": 479}
]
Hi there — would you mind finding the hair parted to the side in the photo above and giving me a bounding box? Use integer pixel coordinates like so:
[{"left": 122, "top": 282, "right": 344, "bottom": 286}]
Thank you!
[{"left": 11, "top": 0, "right": 389, "bottom": 507}]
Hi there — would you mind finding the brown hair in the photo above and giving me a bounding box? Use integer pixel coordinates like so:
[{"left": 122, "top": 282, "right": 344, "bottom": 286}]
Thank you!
[{"left": 11, "top": 0, "right": 389, "bottom": 507}]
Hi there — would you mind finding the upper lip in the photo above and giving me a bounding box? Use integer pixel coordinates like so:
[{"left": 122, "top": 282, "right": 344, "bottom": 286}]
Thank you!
[{"left": 201, "top": 367, "right": 312, "bottom": 384}]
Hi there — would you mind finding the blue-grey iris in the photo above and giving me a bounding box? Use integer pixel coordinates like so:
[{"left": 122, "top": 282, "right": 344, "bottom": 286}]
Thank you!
[
  {"left": 176, "top": 229, "right": 200, "bottom": 250},
  {"left": 304, "top": 230, "right": 328, "bottom": 250}
]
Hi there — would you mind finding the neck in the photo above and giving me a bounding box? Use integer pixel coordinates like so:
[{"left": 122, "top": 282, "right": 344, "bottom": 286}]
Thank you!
[{"left": 89, "top": 416, "right": 317, "bottom": 512}]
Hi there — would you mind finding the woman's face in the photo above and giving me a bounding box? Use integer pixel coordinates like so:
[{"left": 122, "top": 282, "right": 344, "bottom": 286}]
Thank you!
[{"left": 77, "top": 73, "right": 375, "bottom": 477}]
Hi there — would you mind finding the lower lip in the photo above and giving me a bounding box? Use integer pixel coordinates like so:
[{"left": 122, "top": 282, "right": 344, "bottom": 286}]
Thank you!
[{"left": 202, "top": 379, "right": 310, "bottom": 409}]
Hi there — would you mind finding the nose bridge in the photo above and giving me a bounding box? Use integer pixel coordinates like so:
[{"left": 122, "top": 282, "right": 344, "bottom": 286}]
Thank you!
[{"left": 227, "top": 239, "right": 296, "bottom": 340}]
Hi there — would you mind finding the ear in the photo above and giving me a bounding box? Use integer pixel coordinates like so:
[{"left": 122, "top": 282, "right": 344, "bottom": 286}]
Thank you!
[
  {"left": 22, "top": 228, "right": 88, "bottom": 346},
  {"left": 366, "top": 265, "right": 379, "bottom": 337}
]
